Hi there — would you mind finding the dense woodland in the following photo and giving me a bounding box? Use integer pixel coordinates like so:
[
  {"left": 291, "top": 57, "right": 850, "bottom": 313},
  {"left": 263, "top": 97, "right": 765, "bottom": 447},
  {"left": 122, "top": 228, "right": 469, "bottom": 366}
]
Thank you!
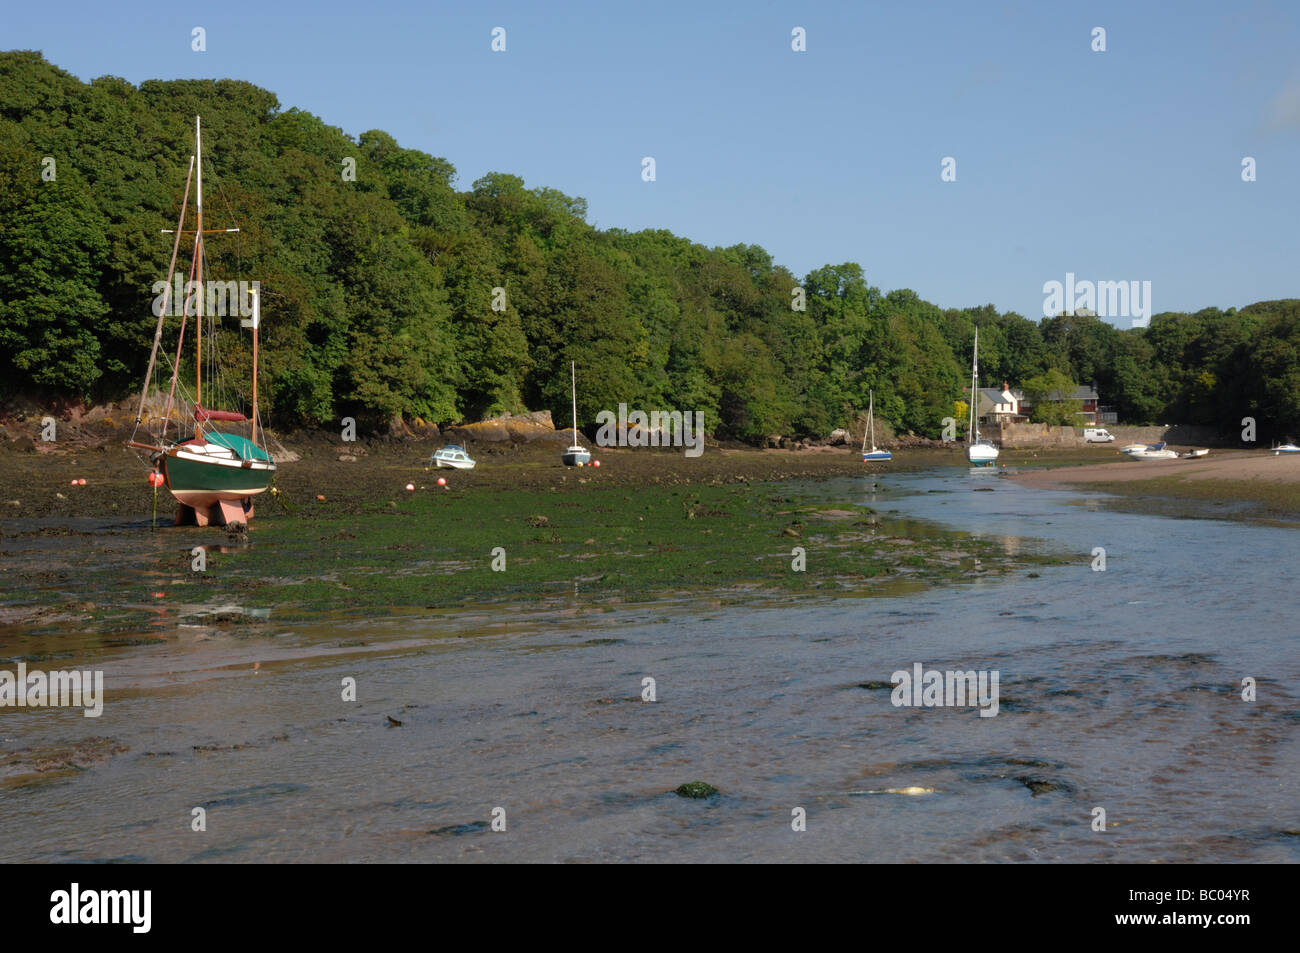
[{"left": 2, "top": 52, "right": 1298, "bottom": 441}]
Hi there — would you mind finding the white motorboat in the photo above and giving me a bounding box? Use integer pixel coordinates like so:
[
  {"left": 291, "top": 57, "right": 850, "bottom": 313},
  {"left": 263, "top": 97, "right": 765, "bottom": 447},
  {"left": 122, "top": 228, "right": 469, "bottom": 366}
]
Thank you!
[
  {"left": 432, "top": 445, "right": 476, "bottom": 469},
  {"left": 1272, "top": 442, "right": 1300, "bottom": 455},
  {"left": 966, "top": 327, "right": 999, "bottom": 467},
  {"left": 1123, "top": 441, "right": 1178, "bottom": 460},
  {"left": 1180, "top": 448, "right": 1209, "bottom": 459}
]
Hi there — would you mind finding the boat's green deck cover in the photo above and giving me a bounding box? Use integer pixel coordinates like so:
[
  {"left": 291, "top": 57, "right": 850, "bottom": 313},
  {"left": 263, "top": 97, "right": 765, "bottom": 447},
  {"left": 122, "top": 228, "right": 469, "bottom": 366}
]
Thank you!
[{"left": 207, "top": 431, "right": 272, "bottom": 462}]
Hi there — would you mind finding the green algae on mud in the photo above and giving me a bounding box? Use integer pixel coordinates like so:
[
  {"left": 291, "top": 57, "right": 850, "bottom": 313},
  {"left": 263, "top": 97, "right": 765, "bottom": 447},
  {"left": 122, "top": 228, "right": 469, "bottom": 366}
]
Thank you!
[
  {"left": 0, "top": 448, "right": 1078, "bottom": 633},
  {"left": 111, "top": 481, "right": 1068, "bottom": 624}
]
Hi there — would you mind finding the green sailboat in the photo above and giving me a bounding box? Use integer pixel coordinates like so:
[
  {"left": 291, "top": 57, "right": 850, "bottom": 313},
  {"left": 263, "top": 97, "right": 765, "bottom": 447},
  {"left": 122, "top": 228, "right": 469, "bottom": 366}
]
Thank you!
[{"left": 128, "top": 116, "right": 276, "bottom": 526}]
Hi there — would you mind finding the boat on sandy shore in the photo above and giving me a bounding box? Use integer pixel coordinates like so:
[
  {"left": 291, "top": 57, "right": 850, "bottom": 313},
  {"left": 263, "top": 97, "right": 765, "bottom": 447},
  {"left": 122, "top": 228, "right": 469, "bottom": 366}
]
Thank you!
[
  {"left": 1272, "top": 442, "right": 1300, "bottom": 455},
  {"left": 1123, "top": 442, "right": 1178, "bottom": 460}
]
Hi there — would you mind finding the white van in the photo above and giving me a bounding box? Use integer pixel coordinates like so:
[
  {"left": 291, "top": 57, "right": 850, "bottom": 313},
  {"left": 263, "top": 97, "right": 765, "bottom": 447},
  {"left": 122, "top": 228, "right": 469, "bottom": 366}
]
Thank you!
[{"left": 1084, "top": 428, "right": 1115, "bottom": 443}]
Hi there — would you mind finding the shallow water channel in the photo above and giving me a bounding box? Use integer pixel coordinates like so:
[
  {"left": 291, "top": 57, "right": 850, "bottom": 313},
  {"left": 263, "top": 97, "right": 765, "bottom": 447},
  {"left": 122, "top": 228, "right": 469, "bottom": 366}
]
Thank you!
[{"left": 1, "top": 468, "right": 1296, "bottom": 862}]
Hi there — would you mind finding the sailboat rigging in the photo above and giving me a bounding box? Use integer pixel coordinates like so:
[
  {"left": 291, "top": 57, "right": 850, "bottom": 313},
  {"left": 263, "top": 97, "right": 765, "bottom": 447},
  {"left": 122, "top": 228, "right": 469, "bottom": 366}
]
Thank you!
[
  {"left": 561, "top": 361, "right": 592, "bottom": 466},
  {"left": 967, "top": 326, "right": 999, "bottom": 467},
  {"left": 128, "top": 116, "right": 276, "bottom": 526},
  {"left": 861, "top": 389, "right": 892, "bottom": 462}
]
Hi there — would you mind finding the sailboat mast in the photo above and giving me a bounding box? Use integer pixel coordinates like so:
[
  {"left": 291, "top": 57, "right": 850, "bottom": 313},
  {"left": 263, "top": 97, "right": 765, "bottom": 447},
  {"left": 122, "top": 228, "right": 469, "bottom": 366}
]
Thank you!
[
  {"left": 135, "top": 155, "right": 194, "bottom": 430},
  {"left": 868, "top": 390, "right": 875, "bottom": 451},
  {"left": 968, "top": 327, "right": 979, "bottom": 442},
  {"left": 570, "top": 361, "right": 578, "bottom": 444},
  {"left": 250, "top": 287, "right": 259, "bottom": 446},
  {"left": 194, "top": 116, "right": 204, "bottom": 425}
]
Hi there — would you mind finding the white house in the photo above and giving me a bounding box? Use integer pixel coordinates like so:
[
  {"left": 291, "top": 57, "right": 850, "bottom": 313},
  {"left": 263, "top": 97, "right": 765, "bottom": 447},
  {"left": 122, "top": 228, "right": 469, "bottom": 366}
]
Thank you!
[{"left": 977, "top": 381, "right": 1025, "bottom": 425}]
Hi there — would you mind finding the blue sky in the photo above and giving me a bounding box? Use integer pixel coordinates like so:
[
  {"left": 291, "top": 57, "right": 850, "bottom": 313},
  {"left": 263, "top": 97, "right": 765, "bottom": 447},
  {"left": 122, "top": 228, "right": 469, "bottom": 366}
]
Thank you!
[{"left": 6, "top": 0, "right": 1299, "bottom": 321}]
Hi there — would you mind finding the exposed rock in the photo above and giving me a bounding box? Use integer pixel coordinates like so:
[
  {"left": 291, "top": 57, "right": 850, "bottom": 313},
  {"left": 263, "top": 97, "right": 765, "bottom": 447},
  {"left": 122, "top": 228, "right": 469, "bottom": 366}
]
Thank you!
[
  {"left": 450, "top": 409, "right": 562, "bottom": 445},
  {"left": 387, "top": 414, "right": 413, "bottom": 439},
  {"left": 501, "top": 410, "right": 554, "bottom": 429},
  {"left": 828, "top": 428, "right": 850, "bottom": 445},
  {"left": 1017, "top": 776, "right": 1072, "bottom": 796},
  {"left": 674, "top": 781, "right": 719, "bottom": 799}
]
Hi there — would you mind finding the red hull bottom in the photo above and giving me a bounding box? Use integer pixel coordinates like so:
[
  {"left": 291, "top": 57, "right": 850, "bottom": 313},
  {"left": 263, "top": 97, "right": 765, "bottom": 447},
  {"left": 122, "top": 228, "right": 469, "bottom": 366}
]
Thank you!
[{"left": 175, "top": 497, "right": 255, "bottom": 527}]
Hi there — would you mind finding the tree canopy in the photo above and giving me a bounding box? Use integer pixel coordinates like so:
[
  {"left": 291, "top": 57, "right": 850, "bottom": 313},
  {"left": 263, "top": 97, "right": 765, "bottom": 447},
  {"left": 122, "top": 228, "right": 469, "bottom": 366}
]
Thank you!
[{"left": 2, "top": 52, "right": 1297, "bottom": 442}]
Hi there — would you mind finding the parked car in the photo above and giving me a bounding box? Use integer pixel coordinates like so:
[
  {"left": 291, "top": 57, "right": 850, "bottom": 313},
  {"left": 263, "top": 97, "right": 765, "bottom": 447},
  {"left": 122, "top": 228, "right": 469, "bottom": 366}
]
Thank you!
[{"left": 1083, "top": 428, "right": 1116, "bottom": 443}]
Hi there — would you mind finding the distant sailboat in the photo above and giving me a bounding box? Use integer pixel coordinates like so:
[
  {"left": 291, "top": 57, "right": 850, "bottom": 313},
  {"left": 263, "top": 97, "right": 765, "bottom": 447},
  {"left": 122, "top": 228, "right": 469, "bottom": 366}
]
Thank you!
[
  {"left": 862, "top": 390, "right": 892, "bottom": 462},
  {"left": 561, "top": 361, "right": 591, "bottom": 466},
  {"left": 967, "top": 326, "right": 999, "bottom": 467}
]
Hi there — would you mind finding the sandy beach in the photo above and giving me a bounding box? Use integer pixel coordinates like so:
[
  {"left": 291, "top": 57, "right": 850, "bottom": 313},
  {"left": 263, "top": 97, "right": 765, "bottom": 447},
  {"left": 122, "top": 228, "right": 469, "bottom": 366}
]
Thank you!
[
  {"left": 1012, "top": 450, "right": 1300, "bottom": 487},
  {"left": 1011, "top": 450, "right": 1300, "bottom": 522}
]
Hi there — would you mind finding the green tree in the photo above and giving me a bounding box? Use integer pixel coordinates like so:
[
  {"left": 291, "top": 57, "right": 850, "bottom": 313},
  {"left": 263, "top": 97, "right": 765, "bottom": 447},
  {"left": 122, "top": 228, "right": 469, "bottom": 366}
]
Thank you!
[{"left": 1021, "top": 369, "right": 1082, "bottom": 426}]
